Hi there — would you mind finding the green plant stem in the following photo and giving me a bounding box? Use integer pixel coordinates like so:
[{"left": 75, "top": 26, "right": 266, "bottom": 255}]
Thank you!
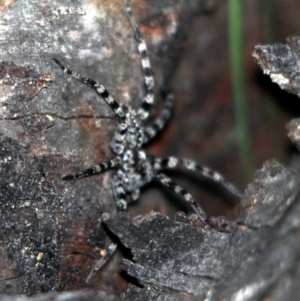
[{"left": 228, "top": 0, "right": 254, "bottom": 183}]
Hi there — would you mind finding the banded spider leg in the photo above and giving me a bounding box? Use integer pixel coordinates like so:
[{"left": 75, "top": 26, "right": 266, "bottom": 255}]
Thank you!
[{"left": 54, "top": 0, "right": 243, "bottom": 283}]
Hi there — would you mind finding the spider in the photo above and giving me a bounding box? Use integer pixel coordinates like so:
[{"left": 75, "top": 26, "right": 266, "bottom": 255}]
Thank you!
[
  {"left": 54, "top": 0, "right": 243, "bottom": 224},
  {"left": 54, "top": 0, "right": 243, "bottom": 279}
]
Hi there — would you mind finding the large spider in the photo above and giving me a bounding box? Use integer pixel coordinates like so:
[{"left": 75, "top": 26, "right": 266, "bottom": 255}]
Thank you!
[
  {"left": 54, "top": 0, "right": 242, "bottom": 225},
  {"left": 54, "top": 0, "right": 243, "bottom": 282}
]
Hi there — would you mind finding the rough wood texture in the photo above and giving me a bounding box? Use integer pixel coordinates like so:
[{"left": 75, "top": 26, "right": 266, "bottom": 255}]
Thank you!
[
  {"left": 253, "top": 36, "right": 300, "bottom": 97},
  {"left": 106, "top": 158, "right": 300, "bottom": 300},
  {"left": 0, "top": 0, "right": 205, "bottom": 298},
  {"left": 2, "top": 156, "right": 300, "bottom": 300},
  {"left": 2, "top": 0, "right": 300, "bottom": 300}
]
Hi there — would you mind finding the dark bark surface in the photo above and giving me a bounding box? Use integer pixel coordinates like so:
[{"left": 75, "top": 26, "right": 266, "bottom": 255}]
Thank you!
[
  {"left": 2, "top": 0, "right": 300, "bottom": 300},
  {"left": 253, "top": 36, "right": 300, "bottom": 97},
  {"left": 107, "top": 158, "right": 300, "bottom": 300},
  {"left": 0, "top": 0, "right": 205, "bottom": 299},
  {"left": 2, "top": 156, "right": 300, "bottom": 300}
]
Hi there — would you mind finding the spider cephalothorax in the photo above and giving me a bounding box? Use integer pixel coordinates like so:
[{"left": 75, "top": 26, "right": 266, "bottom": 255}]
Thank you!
[{"left": 54, "top": 0, "right": 242, "bottom": 225}]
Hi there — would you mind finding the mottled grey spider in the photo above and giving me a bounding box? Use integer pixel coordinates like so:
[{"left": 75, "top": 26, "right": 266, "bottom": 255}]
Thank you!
[
  {"left": 54, "top": 0, "right": 243, "bottom": 226},
  {"left": 54, "top": 0, "right": 244, "bottom": 283}
]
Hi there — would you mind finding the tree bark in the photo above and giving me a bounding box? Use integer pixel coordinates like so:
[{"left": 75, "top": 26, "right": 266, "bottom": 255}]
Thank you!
[
  {"left": 2, "top": 0, "right": 300, "bottom": 300},
  {"left": 0, "top": 0, "right": 204, "bottom": 298}
]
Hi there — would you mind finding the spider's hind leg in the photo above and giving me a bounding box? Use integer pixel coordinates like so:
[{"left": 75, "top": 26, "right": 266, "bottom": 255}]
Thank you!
[
  {"left": 112, "top": 174, "right": 129, "bottom": 211},
  {"left": 155, "top": 173, "right": 207, "bottom": 224},
  {"left": 151, "top": 156, "right": 244, "bottom": 198}
]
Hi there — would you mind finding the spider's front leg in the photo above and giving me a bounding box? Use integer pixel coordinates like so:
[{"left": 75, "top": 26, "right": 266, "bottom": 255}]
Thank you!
[
  {"left": 53, "top": 58, "right": 128, "bottom": 155},
  {"left": 143, "top": 93, "right": 174, "bottom": 144},
  {"left": 125, "top": 0, "right": 175, "bottom": 144},
  {"left": 125, "top": 0, "right": 154, "bottom": 121}
]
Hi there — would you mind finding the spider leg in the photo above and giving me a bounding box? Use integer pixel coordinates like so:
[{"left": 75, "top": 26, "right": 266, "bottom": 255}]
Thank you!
[
  {"left": 53, "top": 59, "right": 126, "bottom": 121},
  {"left": 155, "top": 173, "right": 207, "bottom": 223},
  {"left": 125, "top": 0, "right": 154, "bottom": 120},
  {"left": 151, "top": 157, "right": 244, "bottom": 198},
  {"left": 112, "top": 174, "right": 128, "bottom": 211},
  {"left": 53, "top": 58, "right": 128, "bottom": 154},
  {"left": 62, "top": 157, "right": 121, "bottom": 180},
  {"left": 143, "top": 93, "right": 174, "bottom": 144}
]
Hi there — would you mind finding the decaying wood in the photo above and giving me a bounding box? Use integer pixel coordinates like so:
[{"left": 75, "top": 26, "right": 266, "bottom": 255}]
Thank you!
[
  {"left": 105, "top": 158, "right": 300, "bottom": 300},
  {"left": 253, "top": 36, "right": 300, "bottom": 97},
  {"left": 0, "top": 0, "right": 206, "bottom": 299},
  {"left": 2, "top": 0, "right": 300, "bottom": 300},
  {"left": 3, "top": 155, "right": 300, "bottom": 300}
]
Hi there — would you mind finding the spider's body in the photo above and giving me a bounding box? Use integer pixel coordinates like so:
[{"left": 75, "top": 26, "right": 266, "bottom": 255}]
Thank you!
[
  {"left": 54, "top": 0, "right": 243, "bottom": 225},
  {"left": 112, "top": 107, "right": 149, "bottom": 208}
]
